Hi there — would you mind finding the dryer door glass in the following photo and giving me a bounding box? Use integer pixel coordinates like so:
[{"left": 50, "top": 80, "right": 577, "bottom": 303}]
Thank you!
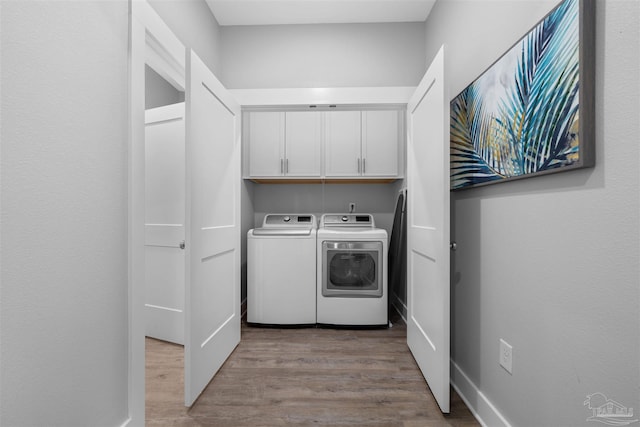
[{"left": 323, "top": 241, "right": 383, "bottom": 297}]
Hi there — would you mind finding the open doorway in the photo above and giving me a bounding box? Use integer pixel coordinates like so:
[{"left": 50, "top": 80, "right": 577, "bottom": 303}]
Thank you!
[
  {"left": 146, "top": 65, "right": 184, "bottom": 109},
  {"left": 144, "top": 65, "right": 186, "bottom": 346},
  {"left": 144, "top": 64, "right": 187, "bottom": 419},
  {"left": 144, "top": 99, "right": 185, "bottom": 345}
]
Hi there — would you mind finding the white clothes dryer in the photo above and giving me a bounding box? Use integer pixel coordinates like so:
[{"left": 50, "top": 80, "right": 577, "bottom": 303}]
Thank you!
[
  {"left": 316, "top": 214, "right": 388, "bottom": 327},
  {"left": 247, "top": 214, "right": 317, "bottom": 325}
]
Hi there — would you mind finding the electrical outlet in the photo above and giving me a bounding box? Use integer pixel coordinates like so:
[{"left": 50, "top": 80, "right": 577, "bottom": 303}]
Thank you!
[
  {"left": 349, "top": 202, "right": 356, "bottom": 213},
  {"left": 499, "top": 339, "right": 513, "bottom": 374}
]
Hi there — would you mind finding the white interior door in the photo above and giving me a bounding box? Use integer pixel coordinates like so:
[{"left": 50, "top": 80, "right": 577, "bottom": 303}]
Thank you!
[
  {"left": 406, "top": 45, "right": 451, "bottom": 413},
  {"left": 184, "top": 49, "right": 241, "bottom": 407},
  {"left": 144, "top": 103, "right": 186, "bottom": 345}
]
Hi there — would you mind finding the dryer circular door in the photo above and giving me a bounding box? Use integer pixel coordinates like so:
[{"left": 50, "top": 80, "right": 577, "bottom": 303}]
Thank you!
[{"left": 322, "top": 241, "right": 383, "bottom": 298}]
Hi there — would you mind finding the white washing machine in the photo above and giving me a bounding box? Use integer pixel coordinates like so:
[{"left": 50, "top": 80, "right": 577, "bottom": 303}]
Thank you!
[
  {"left": 316, "top": 214, "right": 388, "bottom": 327},
  {"left": 247, "top": 214, "right": 317, "bottom": 325}
]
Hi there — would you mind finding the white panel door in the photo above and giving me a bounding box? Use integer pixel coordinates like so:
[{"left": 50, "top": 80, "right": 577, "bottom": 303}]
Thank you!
[
  {"left": 406, "top": 46, "right": 451, "bottom": 413},
  {"left": 362, "top": 110, "right": 399, "bottom": 177},
  {"left": 144, "top": 103, "right": 185, "bottom": 345},
  {"left": 184, "top": 50, "right": 241, "bottom": 407},
  {"left": 324, "top": 110, "right": 362, "bottom": 177},
  {"left": 248, "top": 111, "right": 284, "bottom": 177},
  {"left": 285, "top": 111, "right": 322, "bottom": 177}
]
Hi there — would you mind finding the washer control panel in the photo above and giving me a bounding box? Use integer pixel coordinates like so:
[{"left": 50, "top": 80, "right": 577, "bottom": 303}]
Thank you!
[{"left": 263, "top": 214, "right": 316, "bottom": 228}]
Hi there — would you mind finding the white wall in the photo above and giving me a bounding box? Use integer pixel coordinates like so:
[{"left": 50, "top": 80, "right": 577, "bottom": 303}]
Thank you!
[
  {"left": 0, "top": 1, "right": 130, "bottom": 426},
  {"left": 221, "top": 22, "right": 426, "bottom": 89},
  {"left": 423, "top": 1, "right": 640, "bottom": 426},
  {"left": 252, "top": 183, "right": 401, "bottom": 235}
]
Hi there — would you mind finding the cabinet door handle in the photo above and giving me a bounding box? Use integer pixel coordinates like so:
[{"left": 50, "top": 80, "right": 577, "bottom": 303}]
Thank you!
[
  {"left": 357, "top": 158, "right": 361, "bottom": 174},
  {"left": 280, "top": 159, "right": 284, "bottom": 174},
  {"left": 363, "top": 158, "right": 366, "bottom": 174},
  {"left": 286, "top": 159, "right": 289, "bottom": 174}
]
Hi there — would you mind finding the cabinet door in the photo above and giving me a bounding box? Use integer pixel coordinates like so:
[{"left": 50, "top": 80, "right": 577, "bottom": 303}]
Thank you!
[
  {"left": 248, "top": 111, "right": 284, "bottom": 176},
  {"left": 285, "top": 111, "right": 322, "bottom": 177},
  {"left": 362, "top": 110, "right": 399, "bottom": 177},
  {"left": 325, "top": 111, "right": 362, "bottom": 177}
]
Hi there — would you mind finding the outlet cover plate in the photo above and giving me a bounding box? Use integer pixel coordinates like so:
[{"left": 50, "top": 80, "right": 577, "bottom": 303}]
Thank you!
[{"left": 499, "top": 338, "right": 513, "bottom": 374}]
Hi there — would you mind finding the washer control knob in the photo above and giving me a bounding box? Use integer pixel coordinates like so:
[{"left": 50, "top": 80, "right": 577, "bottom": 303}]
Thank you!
[
  {"left": 341, "top": 216, "right": 349, "bottom": 222},
  {"left": 283, "top": 216, "right": 291, "bottom": 222}
]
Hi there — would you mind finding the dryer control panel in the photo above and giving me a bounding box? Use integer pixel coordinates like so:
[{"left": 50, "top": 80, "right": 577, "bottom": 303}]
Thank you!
[{"left": 321, "top": 214, "right": 375, "bottom": 228}]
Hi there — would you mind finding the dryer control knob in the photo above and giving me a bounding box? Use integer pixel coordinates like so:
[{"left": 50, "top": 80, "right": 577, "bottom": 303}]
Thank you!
[
  {"left": 283, "top": 216, "right": 291, "bottom": 222},
  {"left": 341, "top": 216, "right": 349, "bottom": 222}
]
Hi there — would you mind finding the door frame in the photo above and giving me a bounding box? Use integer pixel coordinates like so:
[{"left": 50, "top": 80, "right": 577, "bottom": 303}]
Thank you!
[{"left": 128, "top": 1, "right": 186, "bottom": 424}]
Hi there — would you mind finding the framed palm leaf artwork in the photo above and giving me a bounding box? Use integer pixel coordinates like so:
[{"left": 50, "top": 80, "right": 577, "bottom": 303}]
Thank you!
[{"left": 450, "top": 0, "right": 595, "bottom": 190}]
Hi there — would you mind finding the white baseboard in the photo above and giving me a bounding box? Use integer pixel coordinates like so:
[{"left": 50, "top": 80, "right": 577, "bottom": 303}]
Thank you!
[
  {"left": 119, "top": 417, "right": 132, "bottom": 427},
  {"left": 450, "top": 360, "right": 512, "bottom": 427}
]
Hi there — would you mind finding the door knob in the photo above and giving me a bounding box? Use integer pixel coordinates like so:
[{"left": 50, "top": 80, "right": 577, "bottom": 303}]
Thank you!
[
  {"left": 450, "top": 242, "right": 457, "bottom": 251},
  {"left": 179, "top": 240, "right": 186, "bottom": 250}
]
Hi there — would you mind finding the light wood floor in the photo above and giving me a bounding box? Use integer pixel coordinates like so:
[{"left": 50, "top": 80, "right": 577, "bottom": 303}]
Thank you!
[{"left": 146, "top": 316, "right": 479, "bottom": 426}]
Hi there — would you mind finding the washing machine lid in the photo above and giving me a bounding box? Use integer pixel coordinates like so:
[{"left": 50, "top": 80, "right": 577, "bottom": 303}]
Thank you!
[{"left": 252, "top": 228, "right": 313, "bottom": 236}]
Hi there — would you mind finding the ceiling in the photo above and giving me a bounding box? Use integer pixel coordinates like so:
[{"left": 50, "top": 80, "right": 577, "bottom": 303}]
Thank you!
[{"left": 205, "top": 0, "right": 436, "bottom": 26}]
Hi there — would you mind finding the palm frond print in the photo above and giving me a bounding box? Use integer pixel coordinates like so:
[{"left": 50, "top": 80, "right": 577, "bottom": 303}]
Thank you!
[{"left": 450, "top": 0, "right": 580, "bottom": 190}]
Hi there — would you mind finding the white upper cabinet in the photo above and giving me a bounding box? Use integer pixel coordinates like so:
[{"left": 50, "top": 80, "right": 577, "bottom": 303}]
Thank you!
[
  {"left": 324, "top": 111, "right": 362, "bottom": 177},
  {"left": 247, "top": 111, "right": 322, "bottom": 177},
  {"left": 325, "top": 109, "right": 401, "bottom": 178},
  {"left": 362, "top": 110, "right": 400, "bottom": 177},
  {"left": 285, "top": 111, "right": 322, "bottom": 177},
  {"left": 248, "top": 111, "right": 284, "bottom": 177},
  {"left": 245, "top": 108, "right": 403, "bottom": 180}
]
